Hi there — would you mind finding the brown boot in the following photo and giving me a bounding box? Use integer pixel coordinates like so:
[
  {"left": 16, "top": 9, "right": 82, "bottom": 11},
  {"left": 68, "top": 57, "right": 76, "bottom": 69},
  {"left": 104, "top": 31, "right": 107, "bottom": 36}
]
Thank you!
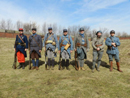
[
  {"left": 78, "top": 66, "right": 81, "bottom": 71},
  {"left": 116, "top": 62, "right": 123, "bottom": 72},
  {"left": 110, "top": 61, "right": 113, "bottom": 72},
  {"left": 31, "top": 66, "right": 36, "bottom": 70},
  {"left": 36, "top": 66, "right": 39, "bottom": 70},
  {"left": 81, "top": 67, "right": 85, "bottom": 71}
]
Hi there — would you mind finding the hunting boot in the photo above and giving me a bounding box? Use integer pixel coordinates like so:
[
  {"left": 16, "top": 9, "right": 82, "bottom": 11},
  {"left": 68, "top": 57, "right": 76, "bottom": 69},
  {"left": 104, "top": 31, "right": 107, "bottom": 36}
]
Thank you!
[
  {"left": 17, "top": 63, "right": 22, "bottom": 69},
  {"left": 97, "top": 68, "right": 100, "bottom": 72},
  {"left": 97, "top": 61, "right": 101, "bottom": 72},
  {"left": 81, "top": 67, "right": 85, "bottom": 71},
  {"left": 80, "top": 61, "right": 85, "bottom": 71},
  {"left": 32, "top": 59, "right": 36, "bottom": 70},
  {"left": 78, "top": 66, "right": 81, "bottom": 71},
  {"left": 116, "top": 62, "right": 123, "bottom": 72},
  {"left": 31, "top": 66, "right": 36, "bottom": 70},
  {"left": 92, "top": 69, "right": 94, "bottom": 73},
  {"left": 96, "top": 66, "right": 100, "bottom": 72},
  {"left": 36, "top": 66, "right": 39, "bottom": 70},
  {"left": 48, "top": 66, "right": 51, "bottom": 70},
  {"left": 66, "top": 59, "right": 70, "bottom": 70},
  {"left": 92, "top": 61, "right": 96, "bottom": 72},
  {"left": 110, "top": 61, "right": 113, "bottom": 72},
  {"left": 22, "top": 63, "right": 25, "bottom": 69},
  {"left": 62, "top": 59, "right": 65, "bottom": 70},
  {"left": 51, "top": 59, "right": 55, "bottom": 70}
]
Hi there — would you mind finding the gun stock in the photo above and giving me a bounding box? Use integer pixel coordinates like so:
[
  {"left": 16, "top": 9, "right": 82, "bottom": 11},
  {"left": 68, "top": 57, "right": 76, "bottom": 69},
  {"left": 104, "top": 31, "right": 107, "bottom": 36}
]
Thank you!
[
  {"left": 58, "top": 53, "right": 62, "bottom": 70},
  {"left": 45, "top": 47, "right": 48, "bottom": 70},
  {"left": 12, "top": 52, "right": 17, "bottom": 69},
  {"left": 29, "top": 44, "right": 31, "bottom": 70},
  {"left": 12, "top": 44, "right": 17, "bottom": 69},
  {"left": 75, "top": 51, "right": 78, "bottom": 70}
]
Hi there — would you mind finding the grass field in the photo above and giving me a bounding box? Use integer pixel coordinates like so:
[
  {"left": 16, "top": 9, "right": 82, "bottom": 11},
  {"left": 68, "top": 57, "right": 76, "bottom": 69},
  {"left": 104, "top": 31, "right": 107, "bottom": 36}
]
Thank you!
[{"left": 0, "top": 38, "right": 130, "bottom": 98}]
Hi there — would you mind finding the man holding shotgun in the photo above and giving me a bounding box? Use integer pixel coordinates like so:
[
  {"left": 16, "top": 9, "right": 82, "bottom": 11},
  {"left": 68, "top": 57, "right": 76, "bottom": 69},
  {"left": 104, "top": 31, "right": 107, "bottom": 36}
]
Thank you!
[
  {"left": 29, "top": 28, "right": 42, "bottom": 70},
  {"left": 74, "top": 28, "right": 89, "bottom": 71},
  {"left": 14, "top": 28, "right": 28, "bottom": 69},
  {"left": 105, "top": 30, "right": 122, "bottom": 72},
  {"left": 58, "top": 29, "right": 73, "bottom": 70}
]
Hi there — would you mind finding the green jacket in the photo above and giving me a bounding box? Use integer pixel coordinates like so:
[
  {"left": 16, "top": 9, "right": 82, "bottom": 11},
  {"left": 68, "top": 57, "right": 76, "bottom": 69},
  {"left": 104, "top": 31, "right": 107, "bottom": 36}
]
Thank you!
[{"left": 92, "top": 36, "right": 105, "bottom": 52}]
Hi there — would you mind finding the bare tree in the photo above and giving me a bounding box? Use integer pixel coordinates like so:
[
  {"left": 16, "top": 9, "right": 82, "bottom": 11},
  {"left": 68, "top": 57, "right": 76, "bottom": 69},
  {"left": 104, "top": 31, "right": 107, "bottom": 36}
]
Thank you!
[
  {"left": 99, "top": 28, "right": 109, "bottom": 38},
  {"left": 83, "top": 26, "right": 90, "bottom": 35},
  {"left": 58, "top": 25, "right": 63, "bottom": 35},
  {"left": 92, "top": 29, "right": 97, "bottom": 38},
  {"left": 68, "top": 26, "right": 72, "bottom": 36},
  {"left": 7, "top": 19, "right": 13, "bottom": 30},
  {"left": 16, "top": 21, "right": 23, "bottom": 30},
  {"left": 48, "top": 23, "right": 52, "bottom": 27},
  {"left": 42, "top": 22, "right": 47, "bottom": 35},
  {"left": 23, "top": 23, "right": 30, "bottom": 33},
  {"left": 0, "top": 19, "right": 6, "bottom": 29},
  {"left": 52, "top": 23, "right": 57, "bottom": 34},
  {"left": 31, "top": 22, "right": 37, "bottom": 28},
  {"left": 116, "top": 32, "right": 121, "bottom": 37},
  {"left": 122, "top": 32, "right": 128, "bottom": 37},
  {"left": 23, "top": 22, "right": 37, "bottom": 34},
  {"left": 69, "top": 25, "right": 79, "bottom": 36}
]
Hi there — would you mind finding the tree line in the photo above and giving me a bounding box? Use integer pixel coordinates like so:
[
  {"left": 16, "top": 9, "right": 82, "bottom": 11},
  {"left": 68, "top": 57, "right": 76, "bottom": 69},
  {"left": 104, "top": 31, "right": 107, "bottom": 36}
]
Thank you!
[{"left": 0, "top": 19, "right": 129, "bottom": 38}]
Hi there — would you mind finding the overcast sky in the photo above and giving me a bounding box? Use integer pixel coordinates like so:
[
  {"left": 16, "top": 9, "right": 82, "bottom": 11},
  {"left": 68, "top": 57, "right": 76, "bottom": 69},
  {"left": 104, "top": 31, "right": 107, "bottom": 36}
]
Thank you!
[{"left": 0, "top": 0, "right": 130, "bottom": 33}]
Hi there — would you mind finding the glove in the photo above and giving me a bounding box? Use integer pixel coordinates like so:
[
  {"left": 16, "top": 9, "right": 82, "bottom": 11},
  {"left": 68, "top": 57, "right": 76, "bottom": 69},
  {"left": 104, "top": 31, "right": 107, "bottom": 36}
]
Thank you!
[{"left": 55, "top": 48, "right": 58, "bottom": 53}]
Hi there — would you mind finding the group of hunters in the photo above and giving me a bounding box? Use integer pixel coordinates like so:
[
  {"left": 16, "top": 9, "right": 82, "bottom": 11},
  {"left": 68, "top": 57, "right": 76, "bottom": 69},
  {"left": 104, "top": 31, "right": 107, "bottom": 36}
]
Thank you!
[{"left": 14, "top": 27, "right": 123, "bottom": 72}]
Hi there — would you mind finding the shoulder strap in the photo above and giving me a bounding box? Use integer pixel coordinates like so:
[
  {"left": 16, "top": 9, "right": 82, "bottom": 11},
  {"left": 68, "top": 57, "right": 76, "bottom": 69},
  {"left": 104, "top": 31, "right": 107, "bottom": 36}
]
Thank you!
[
  {"left": 69, "top": 36, "right": 70, "bottom": 42},
  {"left": 60, "top": 37, "right": 66, "bottom": 47},
  {"left": 51, "top": 33, "right": 55, "bottom": 41},
  {"left": 46, "top": 33, "right": 55, "bottom": 41},
  {"left": 18, "top": 35, "right": 24, "bottom": 43},
  {"left": 32, "top": 36, "right": 40, "bottom": 47},
  {"left": 46, "top": 33, "right": 52, "bottom": 41},
  {"left": 109, "top": 37, "right": 113, "bottom": 42}
]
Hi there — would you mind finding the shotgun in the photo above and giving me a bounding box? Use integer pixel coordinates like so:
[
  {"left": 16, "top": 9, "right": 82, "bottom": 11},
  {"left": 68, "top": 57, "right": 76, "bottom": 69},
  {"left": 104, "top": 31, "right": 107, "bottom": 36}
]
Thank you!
[
  {"left": 75, "top": 44, "right": 79, "bottom": 70},
  {"left": 58, "top": 51, "right": 62, "bottom": 70},
  {"left": 12, "top": 43, "right": 17, "bottom": 69},
  {"left": 29, "top": 43, "right": 31, "bottom": 70},
  {"left": 75, "top": 51, "right": 78, "bottom": 70},
  {"left": 45, "top": 47, "right": 48, "bottom": 70}
]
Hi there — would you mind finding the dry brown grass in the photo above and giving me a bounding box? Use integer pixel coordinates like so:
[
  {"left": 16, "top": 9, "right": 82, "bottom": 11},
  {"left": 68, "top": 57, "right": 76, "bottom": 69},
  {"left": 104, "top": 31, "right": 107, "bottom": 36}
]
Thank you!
[{"left": 0, "top": 38, "right": 130, "bottom": 98}]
